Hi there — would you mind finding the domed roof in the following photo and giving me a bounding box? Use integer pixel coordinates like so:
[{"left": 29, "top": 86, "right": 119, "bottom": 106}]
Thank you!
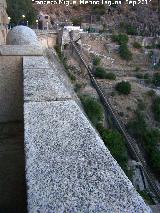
[{"left": 6, "top": 26, "right": 39, "bottom": 45}]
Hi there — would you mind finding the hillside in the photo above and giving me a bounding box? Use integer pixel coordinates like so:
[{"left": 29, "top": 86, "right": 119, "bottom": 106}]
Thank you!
[{"left": 33, "top": 1, "right": 159, "bottom": 36}]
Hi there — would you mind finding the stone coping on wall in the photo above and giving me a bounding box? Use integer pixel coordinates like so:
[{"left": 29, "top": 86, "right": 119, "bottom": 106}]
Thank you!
[
  {"left": 24, "top": 68, "right": 71, "bottom": 101},
  {"left": 0, "top": 45, "right": 43, "bottom": 56},
  {"left": 23, "top": 56, "right": 151, "bottom": 213}
]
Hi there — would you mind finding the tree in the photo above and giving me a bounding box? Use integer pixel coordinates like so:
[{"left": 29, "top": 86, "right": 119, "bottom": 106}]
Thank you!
[
  {"left": 97, "top": 124, "right": 128, "bottom": 172},
  {"left": 94, "top": 67, "right": 116, "bottom": 80},
  {"left": 94, "top": 67, "right": 106, "bottom": 79},
  {"left": 80, "top": 96, "right": 103, "bottom": 127},
  {"left": 93, "top": 56, "right": 101, "bottom": 66},
  {"left": 7, "top": 0, "right": 36, "bottom": 25},
  {"left": 71, "top": 17, "right": 83, "bottom": 26},
  {"left": 116, "top": 81, "right": 131, "bottom": 95},
  {"left": 119, "top": 44, "right": 132, "bottom": 61},
  {"left": 112, "top": 34, "right": 129, "bottom": 45},
  {"left": 127, "top": 110, "right": 147, "bottom": 142}
]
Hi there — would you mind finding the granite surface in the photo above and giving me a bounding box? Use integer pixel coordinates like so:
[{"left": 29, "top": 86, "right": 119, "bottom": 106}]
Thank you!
[
  {"left": 23, "top": 56, "right": 50, "bottom": 69},
  {"left": 6, "top": 26, "right": 39, "bottom": 46},
  {"left": 24, "top": 68, "right": 71, "bottom": 101},
  {"left": 23, "top": 56, "right": 152, "bottom": 213},
  {"left": 0, "top": 45, "right": 43, "bottom": 56}
]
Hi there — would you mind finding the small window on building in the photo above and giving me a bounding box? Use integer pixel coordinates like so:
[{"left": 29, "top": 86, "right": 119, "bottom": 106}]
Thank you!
[{"left": 45, "top": 16, "right": 48, "bottom": 19}]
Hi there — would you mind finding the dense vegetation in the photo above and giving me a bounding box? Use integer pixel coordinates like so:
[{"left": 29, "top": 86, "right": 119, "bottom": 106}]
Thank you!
[
  {"left": 119, "top": 44, "right": 132, "bottom": 60},
  {"left": 127, "top": 110, "right": 160, "bottom": 177},
  {"left": 94, "top": 67, "right": 116, "bottom": 80},
  {"left": 133, "top": 42, "right": 142, "bottom": 49},
  {"left": 153, "top": 73, "right": 160, "bottom": 86},
  {"left": 80, "top": 95, "right": 129, "bottom": 176},
  {"left": 71, "top": 17, "right": 83, "bottom": 26},
  {"left": 93, "top": 56, "right": 101, "bottom": 66},
  {"left": 94, "top": 67, "right": 106, "bottom": 78},
  {"left": 111, "top": 34, "right": 132, "bottom": 60},
  {"left": 116, "top": 81, "right": 131, "bottom": 95},
  {"left": 112, "top": 34, "right": 129, "bottom": 45},
  {"left": 152, "top": 96, "right": 160, "bottom": 122},
  {"left": 97, "top": 124, "right": 128, "bottom": 173},
  {"left": 120, "top": 22, "right": 138, "bottom": 35},
  {"left": 80, "top": 95, "right": 104, "bottom": 127},
  {"left": 7, "top": 0, "right": 36, "bottom": 25}
]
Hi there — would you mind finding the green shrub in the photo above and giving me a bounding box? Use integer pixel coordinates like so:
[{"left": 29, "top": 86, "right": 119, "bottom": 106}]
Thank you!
[
  {"left": 92, "top": 5, "right": 106, "bottom": 15},
  {"left": 133, "top": 42, "right": 142, "bottom": 49},
  {"left": 134, "top": 67, "right": 140, "bottom": 72},
  {"left": 146, "top": 90, "right": 155, "bottom": 97},
  {"left": 136, "top": 73, "right": 143, "bottom": 79},
  {"left": 93, "top": 56, "right": 101, "bottom": 66},
  {"left": 105, "top": 72, "right": 116, "bottom": 80},
  {"left": 149, "top": 149, "right": 160, "bottom": 174},
  {"left": 152, "top": 96, "right": 160, "bottom": 122},
  {"left": 153, "top": 73, "right": 160, "bottom": 86},
  {"left": 68, "top": 72, "right": 76, "bottom": 81},
  {"left": 94, "top": 67, "right": 116, "bottom": 80},
  {"left": 144, "top": 129, "right": 160, "bottom": 175},
  {"left": 154, "top": 62, "right": 160, "bottom": 71},
  {"left": 95, "top": 67, "right": 106, "bottom": 78},
  {"left": 7, "top": 0, "right": 36, "bottom": 24},
  {"left": 55, "top": 45, "right": 62, "bottom": 59},
  {"left": 116, "top": 81, "right": 131, "bottom": 95},
  {"left": 156, "top": 43, "right": 160, "bottom": 49},
  {"left": 145, "top": 45, "right": 153, "bottom": 49},
  {"left": 138, "top": 190, "right": 155, "bottom": 205},
  {"left": 127, "top": 110, "right": 147, "bottom": 142},
  {"left": 80, "top": 96, "right": 103, "bottom": 127},
  {"left": 71, "top": 17, "right": 82, "bottom": 26},
  {"left": 127, "top": 108, "right": 160, "bottom": 176},
  {"left": 119, "top": 44, "right": 132, "bottom": 60},
  {"left": 119, "top": 22, "right": 137, "bottom": 35},
  {"left": 74, "top": 83, "right": 82, "bottom": 92},
  {"left": 137, "top": 100, "right": 146, "bottom": 111},
  {"left": 97, "top": 124, "right": 128, "bottom": 172},
  {"left": 126, "top": 25, "right": 137, "bottom": 35},
  {"left": 112, "top": 34, "right": 129, "bottom": 45},
  {"left": 144, "top": 73, "right": 150, "bottom": 79}
]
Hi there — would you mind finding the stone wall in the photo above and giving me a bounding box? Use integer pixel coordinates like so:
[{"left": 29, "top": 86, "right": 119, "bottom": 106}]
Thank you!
[
  {"left": 0, "top": 45, "right": 43, "bottom": 122},
  {"left": 23, "top": 55, "right": 151, "bottom": 213},
  {"left": 0, "top": 26, "right": 152, "bottom": 212},
  {"left": 37, "top": 34, "right": 57, "bottom": 48},
  {"left": 34, "top": 30, "right": 58, "bottom": 48}
]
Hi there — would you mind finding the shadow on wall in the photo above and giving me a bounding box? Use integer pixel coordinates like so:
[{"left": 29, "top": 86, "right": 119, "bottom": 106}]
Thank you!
[{"left": 0, "top": 56, "right": 27, "bottom": 213}]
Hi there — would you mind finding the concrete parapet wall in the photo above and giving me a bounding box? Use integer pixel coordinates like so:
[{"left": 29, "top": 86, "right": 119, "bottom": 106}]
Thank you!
[
  {"left": 23, "top": 55, "right": 151, "bottom": 213},
  {"left": 0, "top": 45, "right": 43, "bottom": 56},
  {"left": 37, "top": 34, "right": 57, "bottom": 48}
]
